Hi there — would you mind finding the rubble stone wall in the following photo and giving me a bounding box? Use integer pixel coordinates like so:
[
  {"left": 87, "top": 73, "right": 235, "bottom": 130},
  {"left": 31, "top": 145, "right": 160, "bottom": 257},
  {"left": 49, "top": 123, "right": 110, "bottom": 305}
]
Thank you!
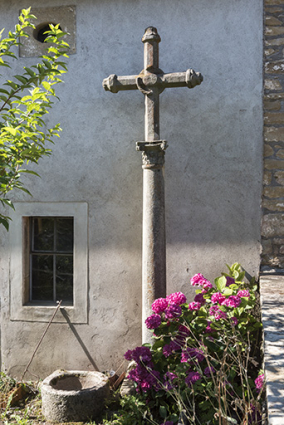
[{"left": 262, "top": 0, "right": 284, "bottom": 268}]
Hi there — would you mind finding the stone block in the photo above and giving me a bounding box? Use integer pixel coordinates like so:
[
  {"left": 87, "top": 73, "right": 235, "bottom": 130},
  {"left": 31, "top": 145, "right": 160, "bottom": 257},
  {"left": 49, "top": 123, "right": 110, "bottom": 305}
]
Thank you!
[
  {"left": 264, "top": 100, "right": 281, "bottom": 110},
  {"left": 264, "top": 186, "right": 284, "bottom": 198},
  {"left": 265, "top": 78, "right": 282, "bottom": 90},
  {"left": 265, "top": 60, "right": 284, "bottom": 73},
  {"left": 264, "top": 159, "right": 284, "bottom": 170},
  {"left": 262, "top": 239, "right": 273, "bottom": 255},
  {"left": 265, "top": 6, "right": 284, "bottom": 13},
  {"left": 265, "top": 0, "right": 284, "bottom": 5},
  {"left": 266, "top": 27, "right": 284, "bottom": 36},
  {"left": 275, "top": 170, "right": 284, "bottom": 184},
  {"left": 262, "top": 213, "right": 284, "bottom": 237},
  {"left": 276, "top": 149, "right": 284, "bottom": 159},
  {"left": 265, "top": 48, "right": 276, "bottom": 56},
  {"left": 273, "top": 238, "right": 284, "bottom": 245},
  {"left": 263, "top": 199, "right": 284, "bottom": 211},
  {"left": 266, "top": 16, "right": 283, "bottom": 25},
  {"left": 265, "top": 92, "right": 284, "bottom": 99},
  {"left": 264, "top": 143, "right": 275, "bottom": 157},
  {"left": 266, "top": 37, "right": 284, "bottom": 46},
  {"left": 264, "top": 170, "right": 273, "bottom": 185},
  {"left": 265, "top": 127, "right": 284, "bottom": 142},
  {"left": 265, "top": 112, "right": 284, "bottom": 124}
]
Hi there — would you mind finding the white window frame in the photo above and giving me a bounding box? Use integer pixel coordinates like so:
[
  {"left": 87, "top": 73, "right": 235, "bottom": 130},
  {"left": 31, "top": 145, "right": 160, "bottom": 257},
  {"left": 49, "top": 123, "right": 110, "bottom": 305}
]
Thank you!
[{"left": 9, "top": 202, "right": 88, "bottom": 323}]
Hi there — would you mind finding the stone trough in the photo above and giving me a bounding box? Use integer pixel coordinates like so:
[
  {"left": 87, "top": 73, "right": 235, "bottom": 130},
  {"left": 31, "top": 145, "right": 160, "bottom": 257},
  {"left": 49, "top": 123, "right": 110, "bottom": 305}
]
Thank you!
[{"left": 41, "top": 370, "right": 110, "bottom": 422}]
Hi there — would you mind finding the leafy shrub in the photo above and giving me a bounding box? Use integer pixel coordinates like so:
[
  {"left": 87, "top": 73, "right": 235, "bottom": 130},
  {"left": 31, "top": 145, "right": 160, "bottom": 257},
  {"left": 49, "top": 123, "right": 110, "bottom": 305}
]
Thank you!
[{"left": 110, "top": 263, "right": 264, "bottom": 425}]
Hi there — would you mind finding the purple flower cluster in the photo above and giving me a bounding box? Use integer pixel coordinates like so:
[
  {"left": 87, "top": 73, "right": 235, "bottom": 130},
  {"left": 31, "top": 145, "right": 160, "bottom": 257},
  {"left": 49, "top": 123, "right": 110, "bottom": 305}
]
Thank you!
[
  {"left": 226, "top": 276, "right": 235, "bottom": 286},
  {"left": 163, "top": 371, "right": 178, "bottom": 390},
  {"left": 124, "top": 346, "right": 160, "bottom": 392},
  {"left": 165, "top": 304, "right": 182, "bottom": 319},
  {"left": 145, "top": 314, "right": 161, "bottom": 329},
  {"left": 204, "top": 366, "right": 215, "bottom": 376},
  {"left": 185, "top": 371, "right": 201, "bottom": 386},
  {"left": 194, "top": 292, "right": 206, "bottom": 305},
  {"left": 163, "top": 340, "right": 181, "bottom": 358},
  {"left": 181, "top": 347, "right": 205, "bottom": 363},
  {"left": 124, "top": 346, "right": 152, "bottom": 363}
]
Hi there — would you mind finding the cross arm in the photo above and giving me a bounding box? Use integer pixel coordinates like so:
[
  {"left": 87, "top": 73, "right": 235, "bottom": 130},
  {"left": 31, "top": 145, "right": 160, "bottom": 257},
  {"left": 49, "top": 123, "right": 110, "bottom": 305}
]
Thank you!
[
  {"left": 102, "top": 68, "right": 203, "bottom": 94},
  {"left": 102, "top": 74, "right": 137, "bottom": 93}
]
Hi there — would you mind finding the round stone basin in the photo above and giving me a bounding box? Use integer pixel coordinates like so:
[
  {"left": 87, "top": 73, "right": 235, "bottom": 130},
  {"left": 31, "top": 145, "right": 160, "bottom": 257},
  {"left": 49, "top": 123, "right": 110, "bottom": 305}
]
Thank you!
[{"left": 41, "top": 370, "right": 110, "bottom": 422}]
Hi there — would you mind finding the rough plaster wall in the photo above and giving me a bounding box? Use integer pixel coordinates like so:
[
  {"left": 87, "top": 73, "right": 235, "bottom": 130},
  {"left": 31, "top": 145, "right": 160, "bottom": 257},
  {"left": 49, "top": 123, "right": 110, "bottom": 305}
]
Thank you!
[{"left": 0, "top": 0, "right": 263, "bottom": 377}]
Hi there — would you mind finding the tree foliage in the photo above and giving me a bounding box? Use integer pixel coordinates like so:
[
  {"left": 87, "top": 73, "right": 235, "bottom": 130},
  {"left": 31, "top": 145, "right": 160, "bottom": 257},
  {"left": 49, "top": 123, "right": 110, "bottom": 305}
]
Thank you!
[{"left": 0, "top": 8, "right": 69, "bottom": 230}]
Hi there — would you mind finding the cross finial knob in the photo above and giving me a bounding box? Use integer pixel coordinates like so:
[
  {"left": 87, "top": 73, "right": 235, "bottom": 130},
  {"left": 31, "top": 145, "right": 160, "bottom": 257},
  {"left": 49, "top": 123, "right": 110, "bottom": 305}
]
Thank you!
[{"left": 142, "top": 27, "right": 161, "bottom": 43}]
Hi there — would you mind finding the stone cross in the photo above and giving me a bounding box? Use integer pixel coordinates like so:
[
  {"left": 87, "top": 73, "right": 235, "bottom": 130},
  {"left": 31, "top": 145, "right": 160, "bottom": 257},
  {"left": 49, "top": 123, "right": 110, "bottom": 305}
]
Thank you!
[{"left": 103, "top": 27, "right": 203, "bottom": 343}]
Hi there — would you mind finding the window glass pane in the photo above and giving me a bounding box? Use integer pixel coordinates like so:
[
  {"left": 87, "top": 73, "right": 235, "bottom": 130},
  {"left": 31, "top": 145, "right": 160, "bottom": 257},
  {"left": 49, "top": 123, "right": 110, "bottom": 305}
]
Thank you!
[
  {"left": 33, "top": 218, "right": 54, "bottom": 251},
  {"left": 56, "top": 255, "right": 73, "bottom": 302},
  {"left": 56, "top": 218, "right": 73, "bottom": 252},
  {"left": 31, "top": 254, "right": 53, "bottom": 300}
]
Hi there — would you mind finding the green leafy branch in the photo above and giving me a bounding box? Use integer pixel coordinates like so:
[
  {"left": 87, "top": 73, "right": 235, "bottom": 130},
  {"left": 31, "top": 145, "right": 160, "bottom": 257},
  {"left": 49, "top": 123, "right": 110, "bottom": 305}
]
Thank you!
[{"left": 0, "top": 7, "right": 69, "bottom": 230}]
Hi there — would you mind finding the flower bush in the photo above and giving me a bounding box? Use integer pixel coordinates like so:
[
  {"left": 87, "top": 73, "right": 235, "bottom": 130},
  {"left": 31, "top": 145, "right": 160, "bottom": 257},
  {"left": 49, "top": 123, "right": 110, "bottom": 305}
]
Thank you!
[{"left": 110, "top": 263, "right": 264, "bottom": 425}]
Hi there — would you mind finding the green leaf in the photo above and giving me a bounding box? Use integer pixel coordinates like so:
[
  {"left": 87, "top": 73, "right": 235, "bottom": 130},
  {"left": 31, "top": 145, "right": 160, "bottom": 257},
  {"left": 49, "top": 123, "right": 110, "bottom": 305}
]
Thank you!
[
  {"left": 3, "top": 127, "right": 17, "bottom": 136},
  {"left": 214, "top": 276, "right": 227, "bottom": 292},
  {"left": 159, "top": 405, "right": 167, "bottom": 419}
]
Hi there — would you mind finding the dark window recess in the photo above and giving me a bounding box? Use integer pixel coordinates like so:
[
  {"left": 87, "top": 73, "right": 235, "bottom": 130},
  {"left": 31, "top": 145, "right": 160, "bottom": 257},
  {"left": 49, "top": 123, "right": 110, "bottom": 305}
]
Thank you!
[
  {"left": 33, "top": 23, "right": 62, "bottom": 43},
  {"left": 30, "top": 217, "right": 74, "bottom": 304}
]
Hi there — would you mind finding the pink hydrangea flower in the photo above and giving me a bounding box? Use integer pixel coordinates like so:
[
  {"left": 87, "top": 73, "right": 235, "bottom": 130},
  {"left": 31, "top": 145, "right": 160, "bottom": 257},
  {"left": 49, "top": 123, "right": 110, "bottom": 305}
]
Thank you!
[
  {"left": 222, "top": 295, "right": 241, "bottom": 308},
  {"left": 190, "top": 273, "right": 207, "bottom": 286},
  {"left": 211, "top": 292, "right": 226, "bottom": 304},
  {"left": 203, "top": 280, "right": 213, "bottom": 290},
  {"left": 166, "top": 292, "right": 186, "bottom": 305},
  {"left": 185, "top": 371, "right": 201, "bottom": 386},
  {"left": 255, "top": 374, "right": 265, "bottom": 393},
  {"left": 188, "top": 301, "right": 201, "bottom": 311},
  {"left": 152, "top": 297, "right": 168, "bottom": 314},
  {"left": 145, "top": 314, "right": 161, "bottom": 329},
  {"left": 237, "top": 290, "right": 250, "bottom": 298},
  {"left": 209, "top": 305, "right": 227, "bottom": 320}
]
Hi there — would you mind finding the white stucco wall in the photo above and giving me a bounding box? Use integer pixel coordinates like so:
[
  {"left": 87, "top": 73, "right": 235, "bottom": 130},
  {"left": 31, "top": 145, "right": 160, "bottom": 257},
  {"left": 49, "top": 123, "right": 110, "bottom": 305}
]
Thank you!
[{"left": 0, "top": 0, "right": 263, "bottom": 377}]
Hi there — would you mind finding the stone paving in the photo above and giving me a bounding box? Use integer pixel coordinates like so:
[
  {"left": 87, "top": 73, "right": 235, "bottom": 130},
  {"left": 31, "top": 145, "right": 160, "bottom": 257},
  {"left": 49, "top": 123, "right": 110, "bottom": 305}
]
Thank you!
[{"left": 260, "top": 272, "right": 284, "bottom": 424}]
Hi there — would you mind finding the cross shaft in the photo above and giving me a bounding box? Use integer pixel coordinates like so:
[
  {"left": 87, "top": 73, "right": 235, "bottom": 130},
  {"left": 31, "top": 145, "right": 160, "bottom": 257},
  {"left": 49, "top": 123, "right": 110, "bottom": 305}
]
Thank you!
[{"left": 103, "top": 27, "right": 203, "bottom": 343}]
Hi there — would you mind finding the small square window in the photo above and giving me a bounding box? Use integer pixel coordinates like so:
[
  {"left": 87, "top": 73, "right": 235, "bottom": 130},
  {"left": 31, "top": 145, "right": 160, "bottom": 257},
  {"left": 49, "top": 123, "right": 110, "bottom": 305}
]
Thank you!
[
  {"left": 9, "top": 202, "right": 88, "bottom": 323},
  {"left": 29, "top": 217, "right": 74, "bottom": 304}
]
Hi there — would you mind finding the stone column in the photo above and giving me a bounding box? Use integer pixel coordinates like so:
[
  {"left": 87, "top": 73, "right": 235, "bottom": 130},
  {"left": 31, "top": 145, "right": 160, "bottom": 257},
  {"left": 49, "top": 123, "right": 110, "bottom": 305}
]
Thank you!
[{"left": 136, "top": 140, "right": 167, "bottom": 343}]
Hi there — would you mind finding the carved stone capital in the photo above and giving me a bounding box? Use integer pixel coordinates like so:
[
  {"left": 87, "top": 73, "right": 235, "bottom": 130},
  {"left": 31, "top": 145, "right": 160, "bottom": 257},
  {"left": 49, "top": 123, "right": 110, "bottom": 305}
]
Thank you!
[{"left": 136, "top": 140, "right": 168, "bottom": 169}]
